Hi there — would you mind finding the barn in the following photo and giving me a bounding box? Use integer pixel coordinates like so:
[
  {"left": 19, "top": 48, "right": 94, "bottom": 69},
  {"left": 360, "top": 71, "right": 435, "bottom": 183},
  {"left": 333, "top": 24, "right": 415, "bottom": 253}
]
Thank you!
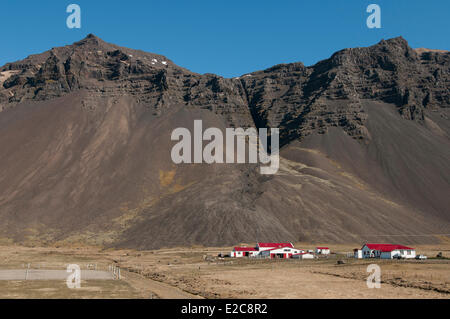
[
  {"left": 361, "top": 243, "right": 416, "bottom": 259},
  {"left": 230, "top": 242, "right": 301, "bottom": 259},
  {"left": 256, "top": 242, "right": 294, "bottom": 251}
]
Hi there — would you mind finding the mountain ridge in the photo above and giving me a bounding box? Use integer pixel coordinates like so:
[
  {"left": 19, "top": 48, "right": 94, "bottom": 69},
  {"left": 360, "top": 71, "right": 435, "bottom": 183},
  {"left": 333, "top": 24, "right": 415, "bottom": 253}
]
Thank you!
[{"left": 2, "top": 35, "right": 448, "bottom": 142}]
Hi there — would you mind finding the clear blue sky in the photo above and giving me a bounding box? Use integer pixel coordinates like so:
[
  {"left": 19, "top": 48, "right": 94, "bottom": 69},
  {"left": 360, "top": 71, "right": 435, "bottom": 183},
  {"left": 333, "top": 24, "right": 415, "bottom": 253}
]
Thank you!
[{"left": 1, "top": 0, "right": 449, "bottom": 78}]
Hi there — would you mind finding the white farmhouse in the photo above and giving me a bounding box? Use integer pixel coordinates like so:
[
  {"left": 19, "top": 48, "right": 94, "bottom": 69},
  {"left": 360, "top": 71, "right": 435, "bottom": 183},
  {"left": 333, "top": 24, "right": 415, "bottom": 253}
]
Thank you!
[{"left": 361, "top": 243, "right": 416, "bottom": 259}]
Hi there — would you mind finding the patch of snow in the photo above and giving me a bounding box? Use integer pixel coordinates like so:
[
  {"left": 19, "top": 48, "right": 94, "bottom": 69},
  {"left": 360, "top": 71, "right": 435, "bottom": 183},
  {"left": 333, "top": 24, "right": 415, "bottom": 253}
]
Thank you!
[
  {"left": 162, "top": 61, "right": 168, "bottom": 65},
  {"left": 152, "top": 58, "right": 158, "bottom": 63}
]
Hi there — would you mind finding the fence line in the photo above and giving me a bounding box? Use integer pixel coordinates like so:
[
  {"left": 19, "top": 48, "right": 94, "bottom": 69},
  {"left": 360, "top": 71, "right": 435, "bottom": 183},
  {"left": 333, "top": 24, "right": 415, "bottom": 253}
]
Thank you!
[{"left": 0, "top": 262, "right": 121, "bottom": 280}]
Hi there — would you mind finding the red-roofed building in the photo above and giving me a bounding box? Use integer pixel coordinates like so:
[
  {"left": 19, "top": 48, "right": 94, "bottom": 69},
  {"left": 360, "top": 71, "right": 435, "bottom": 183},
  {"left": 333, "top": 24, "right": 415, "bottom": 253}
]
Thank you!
[
  {"left": 256, "top": 242, "right": 294, "bottom": 251},
  {"left": 230, "top": 242, "right": 299, "bottom": 258},
  {"left": 258, "top": 246, "right": 303, "bottom": 259},
  {"left": 360, "top": 243, "right": 416, "bottom": 259}
]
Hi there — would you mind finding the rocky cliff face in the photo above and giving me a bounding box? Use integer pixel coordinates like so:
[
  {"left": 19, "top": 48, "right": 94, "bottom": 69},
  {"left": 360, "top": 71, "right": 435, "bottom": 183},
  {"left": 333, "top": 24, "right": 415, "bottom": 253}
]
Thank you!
[
  {"left": 0, "top": 35, "right": 448, "bottom": 248},
  {"left": 239, "top": 37, "right": 449, "bottom": 144},
  {"left": 3, "top": 35, "right": 448, "bottom": 143}
]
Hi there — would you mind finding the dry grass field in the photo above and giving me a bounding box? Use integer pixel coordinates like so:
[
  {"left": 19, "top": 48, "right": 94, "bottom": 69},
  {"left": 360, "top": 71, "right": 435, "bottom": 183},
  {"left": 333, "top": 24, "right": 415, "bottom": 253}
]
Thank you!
[
  {"left": 0, "top": 280, "right": 141, "bottom": 299},
  {"left": 0, "top": 243, "right": 448, "bottom": 299}
]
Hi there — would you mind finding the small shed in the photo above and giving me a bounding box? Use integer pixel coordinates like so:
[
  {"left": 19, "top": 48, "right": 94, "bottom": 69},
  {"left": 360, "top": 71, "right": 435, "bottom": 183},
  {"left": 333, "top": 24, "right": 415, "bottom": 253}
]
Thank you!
[
  {"left": 230, "top": 246, "right": 258, "bottom": 258},
  {"left": 316, "top": 247, "right": 330, "bottom": 255},
  {"left": 291, "top": 252, "right": 315, "bottom": 259}
]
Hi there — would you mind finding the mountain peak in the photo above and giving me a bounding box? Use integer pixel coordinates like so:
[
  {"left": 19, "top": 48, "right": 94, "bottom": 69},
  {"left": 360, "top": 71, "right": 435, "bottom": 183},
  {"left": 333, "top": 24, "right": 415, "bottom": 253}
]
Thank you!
[
  {"left": 375, "top": 36, "right": 411, "bottom": 51},
  {"left": 381, "top": 36, "right": 408, "bottom": 45},
  {"left": 72, "top": 33, "right": 109, "bottom": 49},
  {"left": 85, "top": 33, "right": 99, "bottom": 39}
]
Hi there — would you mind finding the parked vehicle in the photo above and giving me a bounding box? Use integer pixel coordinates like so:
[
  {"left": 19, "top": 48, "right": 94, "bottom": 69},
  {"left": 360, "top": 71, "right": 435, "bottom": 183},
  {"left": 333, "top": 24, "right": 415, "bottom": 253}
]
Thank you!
[{"left": 415, "top": 255, "right": 427, "bottom": 260}]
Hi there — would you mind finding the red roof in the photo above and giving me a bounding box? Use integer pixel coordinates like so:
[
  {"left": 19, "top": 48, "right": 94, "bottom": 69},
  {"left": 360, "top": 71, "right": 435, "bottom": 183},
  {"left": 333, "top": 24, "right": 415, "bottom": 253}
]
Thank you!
[
  {"left": 257, "top": 242, "right": 293, "bottom": 248},
  {"left": 233, "top": 247, "right": 257, "bottom": 252},
  {"left": 363, "top": 243, "right": 414, "bottom": 252},
  {"left": 316, "top": 247, "right": 329, "bottom": 249},
  {"left": 263, "top": 247, "right": 297, "bottom": 252}
]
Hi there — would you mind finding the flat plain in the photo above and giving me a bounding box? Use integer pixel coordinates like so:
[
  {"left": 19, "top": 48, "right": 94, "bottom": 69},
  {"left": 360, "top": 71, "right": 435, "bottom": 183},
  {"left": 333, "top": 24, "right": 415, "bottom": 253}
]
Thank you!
[{"left": 0, "top": 243, "right": 448, "bottom": 299}]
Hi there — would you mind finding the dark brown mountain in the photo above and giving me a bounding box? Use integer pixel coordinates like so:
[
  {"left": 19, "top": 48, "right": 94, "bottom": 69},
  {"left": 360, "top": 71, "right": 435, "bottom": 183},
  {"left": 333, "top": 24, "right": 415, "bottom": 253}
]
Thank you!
[{"left": 0, "top": 34, "right": 448, "bottom": 249}]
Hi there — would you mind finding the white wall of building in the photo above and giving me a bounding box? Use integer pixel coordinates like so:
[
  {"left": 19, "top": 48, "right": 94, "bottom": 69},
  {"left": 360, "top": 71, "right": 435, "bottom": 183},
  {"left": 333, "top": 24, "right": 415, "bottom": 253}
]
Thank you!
[
  {"left": 258, "top": 247, "right": 302, "bottom": 258},
  {"left": 381, "top": 249, "right": 416, "bottom": 259},
  {"left": 231, "top": 250, "right": 259, "bottom": 258}
]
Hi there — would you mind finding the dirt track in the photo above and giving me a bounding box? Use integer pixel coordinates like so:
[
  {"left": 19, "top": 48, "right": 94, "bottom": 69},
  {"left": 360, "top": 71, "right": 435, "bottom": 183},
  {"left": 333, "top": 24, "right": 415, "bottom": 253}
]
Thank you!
[{"left": 123, "top": 270, "right": 203, "bottom": 299}]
